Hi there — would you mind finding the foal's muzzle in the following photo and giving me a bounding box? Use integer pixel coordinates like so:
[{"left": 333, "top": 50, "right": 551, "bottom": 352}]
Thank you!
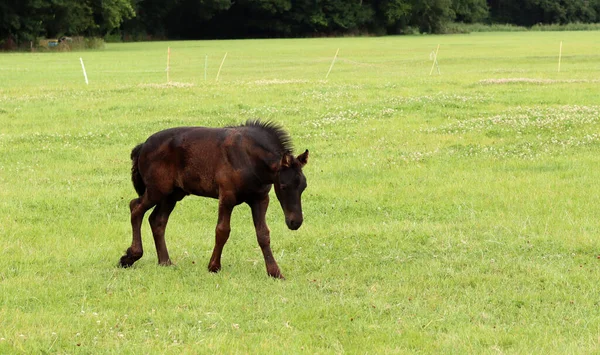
[{"left": 285, "top": 216, "right": 303, "bottom": 230}]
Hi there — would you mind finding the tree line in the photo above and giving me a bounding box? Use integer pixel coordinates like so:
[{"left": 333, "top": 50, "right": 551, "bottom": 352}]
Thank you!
[{"left": 2, "top": 0, "right": 600, "bottom": 46}]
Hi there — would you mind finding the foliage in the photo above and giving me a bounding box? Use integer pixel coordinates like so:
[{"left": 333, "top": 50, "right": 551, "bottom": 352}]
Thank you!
[
  {"left": 3, "top": 0, "right": 600, "bottom": 42},
  {"left": 162, "top": 0, "right": 232, "bottom": 38},
  {"left": 452, "top": 0, "right": 489, "bottom": 23},
  {"left": 0, "top": 0, "right": 135, "bottom": 46},
  {"left": 377, "top": 0, "right": 413, "bottom": 26},
  {"left": 445, "top": 22, "right": 527, "bottom": 32},
  {"left": 530, "top": 21, "right": 600, "bottom": 31},
  {"left": 0, "top": 0, "right": 46, "bottom": 44},
  {"left": 488, "top": 0, "right": 600, "bottom": 26},
  {"left": 1, "top": 32, "right": 600, "bottom": 352},
  {"left": 447, "top": 21, "right": 600, "bottom": 32},
  {"left": 121, "top": 0, "right": 600, "bottom": 38},
  {"left": 95, "top": 0, "right": 136, "bottom": 35},
  {"left": 408, "top": 0, "right": 456, "bottom": 33}
]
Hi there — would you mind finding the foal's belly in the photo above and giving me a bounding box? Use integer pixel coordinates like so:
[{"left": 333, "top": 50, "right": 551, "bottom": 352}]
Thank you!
[{"left": 179, "top": 173, "right": 219, "bottom": 199}]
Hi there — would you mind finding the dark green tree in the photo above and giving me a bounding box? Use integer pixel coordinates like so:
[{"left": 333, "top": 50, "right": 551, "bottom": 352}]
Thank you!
[
  {"left": 409, "top": 0, "right": 455, "bottom": 33},
  {"left": 488, "top": 0, "right": 600, "bottom": 25},
  {"left": 214, "top": 0, "right": 292, "bottom": 37},
  {"left": 371, "top": 0, "right": 413, "bottom": 34},
  {"left": 123, "top": 0, "right": 231, "bottom": 38},
  {"left": 1, "top": 0, "right": 135, "bottom": 45},
  {"left": 0, "top": 0, "right": 46, "bottom": 44},
  {"left": 44, "top": 1, "right": 95, "bottom": 38},
  {"left": 164, "top": 0, "right": 231, "bottom": 38},
  {"left": 92, "top": 0, "right": 136, "bottom": 35},
  {"left": 452, "top": 0, "right": 488, "bottom": 23}
]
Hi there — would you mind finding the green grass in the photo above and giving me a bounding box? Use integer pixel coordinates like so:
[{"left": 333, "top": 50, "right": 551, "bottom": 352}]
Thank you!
[{"left": 1, "top": 31, "right": 600, "bottom": 353}]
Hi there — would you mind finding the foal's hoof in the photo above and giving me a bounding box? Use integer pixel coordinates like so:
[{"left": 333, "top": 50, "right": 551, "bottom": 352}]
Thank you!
[
  {"left": 158, "top": 259, "right": 173, "bottom": 266},
  {"left": 118, "top": 248, "right": 142, "bottom": 268},
  {"left": 208, "top": 263, "right": 221, "bottom": 273},
  {"left": 118, "top": 256, "right": 134, "bottom": 268},
  {"left": 268, "top": 270, "right": 285, "bottom": 279}
]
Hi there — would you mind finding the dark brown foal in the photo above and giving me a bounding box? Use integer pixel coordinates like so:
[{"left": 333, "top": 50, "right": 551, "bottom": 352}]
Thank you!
[{"left": 119, "top": 120, "right": 309, "bottom": 278}]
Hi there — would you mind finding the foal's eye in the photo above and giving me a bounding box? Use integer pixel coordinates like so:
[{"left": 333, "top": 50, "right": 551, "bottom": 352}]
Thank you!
[{"left": 280, "top": 184, "right": 288, "bottom": 191}]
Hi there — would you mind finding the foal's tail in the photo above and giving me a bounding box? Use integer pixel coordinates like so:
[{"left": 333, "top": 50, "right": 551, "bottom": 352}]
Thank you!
[{"left": 131, "top": 143, "right": 146, "bottom": 196}]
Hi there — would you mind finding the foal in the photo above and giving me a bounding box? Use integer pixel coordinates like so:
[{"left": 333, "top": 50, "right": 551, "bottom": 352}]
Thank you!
[{"left": 118, "top": 120, "right": 309, "bottom": 278}]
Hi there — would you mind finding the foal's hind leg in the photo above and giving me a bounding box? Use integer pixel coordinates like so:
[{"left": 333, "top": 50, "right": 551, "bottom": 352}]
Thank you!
[
  {"left": 149, "top": 194, "right": 182, "bottom": 266},
  {"left": 119, "top": 195, "right": 157, "bottom": 267}
]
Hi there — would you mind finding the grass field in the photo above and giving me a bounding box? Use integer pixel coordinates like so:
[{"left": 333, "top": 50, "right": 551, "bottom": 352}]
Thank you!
[{"left": 1, "top": 31, "right": 600, "bottom": 353}]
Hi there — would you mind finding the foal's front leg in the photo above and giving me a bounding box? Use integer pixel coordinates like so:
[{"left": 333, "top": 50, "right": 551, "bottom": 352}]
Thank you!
[
  {"left": 250, "top": 195, "right": 284, "bottom": 279},
  {"left": 148, "top": 199, "right": 177, "bottom": 266}
]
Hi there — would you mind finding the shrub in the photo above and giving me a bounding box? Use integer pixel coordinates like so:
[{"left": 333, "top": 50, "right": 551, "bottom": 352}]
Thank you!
[
  {"left": 445, "top": 22, "right": 528, "bottom": 33},
  {"left": 530, "top": 22, "right": 600, "bottom": 31}
]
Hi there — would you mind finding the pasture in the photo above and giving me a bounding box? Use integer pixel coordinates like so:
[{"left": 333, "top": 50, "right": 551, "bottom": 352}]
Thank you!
[{"left": 1, "top": 31, "right": 600, "bottom": 353}]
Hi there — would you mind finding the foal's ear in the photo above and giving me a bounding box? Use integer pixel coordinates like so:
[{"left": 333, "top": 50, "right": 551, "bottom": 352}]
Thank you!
[
  {"left": 297, "top": 149, "right": 309, "bottom": 167},
  {"left": 281, "top": 153, "right": 294, "bottom": 168}
]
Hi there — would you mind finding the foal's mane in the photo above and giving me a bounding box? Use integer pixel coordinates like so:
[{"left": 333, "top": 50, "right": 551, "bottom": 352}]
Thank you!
[{"left": 239, "top": 119, "right": 294, "bottom": 154}]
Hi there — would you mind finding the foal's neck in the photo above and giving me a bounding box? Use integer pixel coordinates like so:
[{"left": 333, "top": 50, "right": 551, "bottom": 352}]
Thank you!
[{"left": 249, "top": 147, "right": 281, "bottom": 186}]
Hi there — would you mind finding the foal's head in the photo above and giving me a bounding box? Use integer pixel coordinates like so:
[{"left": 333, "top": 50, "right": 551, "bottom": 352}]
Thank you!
[{"left": 274, "top": 150, "right": 309, "bottom": 230}]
